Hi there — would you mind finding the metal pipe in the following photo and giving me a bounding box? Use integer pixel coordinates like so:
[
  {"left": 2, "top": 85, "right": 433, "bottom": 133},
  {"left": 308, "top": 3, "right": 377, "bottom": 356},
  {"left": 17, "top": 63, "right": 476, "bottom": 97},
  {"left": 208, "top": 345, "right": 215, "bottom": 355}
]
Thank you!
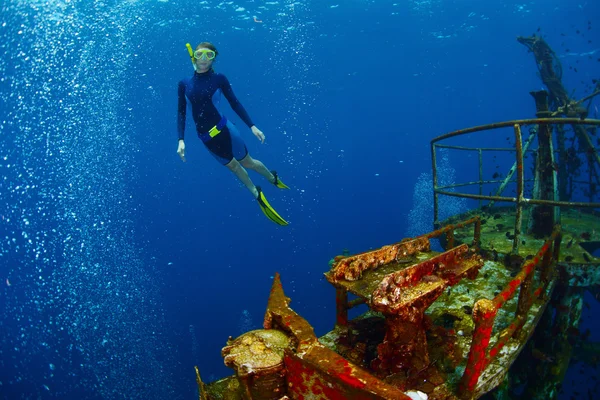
[
  {"left": 348, "top": 297, "right": 366, "bottom": 309},
  {"left": 431, "top": 118, "right": 600, "bottom": 144},
  {"left": 478, "top": 149, "right": 483, "bottom": 209},
  {"left": 513, "top": 124, "right": 525, "bottom": 254},
  {"left": 432, "top": 144, "right": 439, "bottom": 226},
  {"left": 459, "top": 299, "right": 497, "bottom": 398},
  {"left": 335, "top": 287, "right": 348, "bottom": 327},
  {"left": 434, "top": 189, "right": 600, "bottom": 208},
  {"left": 473, "top": 217, "right": 482, "bottom": 250},
  {"left": 435, "top": 144, "right": 518, "bottom": 152}
]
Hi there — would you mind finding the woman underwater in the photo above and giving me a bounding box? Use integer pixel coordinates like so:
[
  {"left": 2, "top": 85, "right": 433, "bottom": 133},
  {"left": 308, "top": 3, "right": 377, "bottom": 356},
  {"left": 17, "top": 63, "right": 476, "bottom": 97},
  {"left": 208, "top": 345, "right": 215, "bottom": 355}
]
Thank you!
[{"left": 176, "top": 42, "right": 288, "bottom": 225}]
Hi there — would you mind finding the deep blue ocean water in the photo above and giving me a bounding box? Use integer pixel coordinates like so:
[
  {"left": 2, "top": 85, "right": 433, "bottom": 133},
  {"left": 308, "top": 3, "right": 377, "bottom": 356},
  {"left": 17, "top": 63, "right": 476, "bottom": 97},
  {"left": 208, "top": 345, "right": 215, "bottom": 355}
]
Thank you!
[{"left": 1, "top": 0, "right": 599, "bottom": 399}]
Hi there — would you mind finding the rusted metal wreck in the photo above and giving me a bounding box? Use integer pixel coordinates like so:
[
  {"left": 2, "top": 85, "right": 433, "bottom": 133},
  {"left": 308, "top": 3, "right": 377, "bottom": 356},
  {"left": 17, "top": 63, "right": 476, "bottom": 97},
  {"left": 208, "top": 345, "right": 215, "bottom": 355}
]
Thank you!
[{"left": 193, "top": 36, "right": 600, "bottom": 400}]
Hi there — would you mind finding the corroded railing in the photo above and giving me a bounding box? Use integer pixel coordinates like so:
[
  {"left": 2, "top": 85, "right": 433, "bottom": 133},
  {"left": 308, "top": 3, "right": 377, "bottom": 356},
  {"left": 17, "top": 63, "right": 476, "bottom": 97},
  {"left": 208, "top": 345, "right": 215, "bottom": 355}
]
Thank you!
[
  {"left": 431, "top": 118, "right": 600, "bottom": 253},
  {"left": 458, "top": 226, "right": 562, "bottom": 398}
]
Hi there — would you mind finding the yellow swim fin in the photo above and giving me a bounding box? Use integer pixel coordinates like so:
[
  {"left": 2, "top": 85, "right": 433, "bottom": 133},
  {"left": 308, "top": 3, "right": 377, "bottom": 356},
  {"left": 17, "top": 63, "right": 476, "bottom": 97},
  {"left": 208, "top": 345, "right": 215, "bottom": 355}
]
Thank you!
[
  {"left": 271, "top": 170, "right": 289, "bottom": 189},
  {"left": 256, "top": 186, "right": 288, "bottom": 226}
]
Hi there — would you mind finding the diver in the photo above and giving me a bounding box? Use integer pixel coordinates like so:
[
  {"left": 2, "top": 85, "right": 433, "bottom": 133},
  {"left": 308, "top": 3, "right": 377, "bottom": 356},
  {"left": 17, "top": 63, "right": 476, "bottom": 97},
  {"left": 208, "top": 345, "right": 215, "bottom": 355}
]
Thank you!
[{"left": 176, "top": 41, "right": 289, "bottom": 226}]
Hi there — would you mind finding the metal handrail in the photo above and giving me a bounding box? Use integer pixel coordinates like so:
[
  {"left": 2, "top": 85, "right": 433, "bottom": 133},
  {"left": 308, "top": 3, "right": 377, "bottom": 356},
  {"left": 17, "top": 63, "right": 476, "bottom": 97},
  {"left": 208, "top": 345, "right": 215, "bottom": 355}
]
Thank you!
[
  {"left": 431, "top": 118, "right": 600, "bottom": 253},
  {"left": 458, "top": 227, "right": 562, "bottom": 399}
]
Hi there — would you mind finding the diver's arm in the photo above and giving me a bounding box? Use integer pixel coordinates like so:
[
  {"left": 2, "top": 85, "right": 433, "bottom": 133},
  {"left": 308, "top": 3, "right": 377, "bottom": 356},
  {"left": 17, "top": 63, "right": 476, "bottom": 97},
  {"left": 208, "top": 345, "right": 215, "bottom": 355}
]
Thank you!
[
  {"left": 219, "top": 75, "right": 255, "bottom": 128},
  {"left": 220, "top": 75, "right": 265, "bottom": 143},
  {"left": 177, "top": 81, "right": 187, "bottom": 140},
  {"left": 177, "top": 81, "right": 187, "bottom": 162}
]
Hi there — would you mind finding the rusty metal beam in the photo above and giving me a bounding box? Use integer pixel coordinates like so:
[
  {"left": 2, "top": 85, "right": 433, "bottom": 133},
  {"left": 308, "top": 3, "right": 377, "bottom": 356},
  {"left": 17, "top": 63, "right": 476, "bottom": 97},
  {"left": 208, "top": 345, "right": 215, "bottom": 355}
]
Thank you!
[
  {"left": 284, "top": 344, "right": 413, "bottom": 400},
  {"left": 431, "top": 118, "right": 600, "bottom": 144},
  {"left": 328, "top": 237, "right": 430, "bottom": 283},
  {"left": 434, "top": 189, "right": 600, "bottom": 208},
  {"left": 264, "top": 273, "right": 317, "bottom": 352},
  {"left": 459, "top": 299, "right": 497, "bottom": 399},
  {"left": 513, "top": 124, "right": 525, "bottom": 254}
]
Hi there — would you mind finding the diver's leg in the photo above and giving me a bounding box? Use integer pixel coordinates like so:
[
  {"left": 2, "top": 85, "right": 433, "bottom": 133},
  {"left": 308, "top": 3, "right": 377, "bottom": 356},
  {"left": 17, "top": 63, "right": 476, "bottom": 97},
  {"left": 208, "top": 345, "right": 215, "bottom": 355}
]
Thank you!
[
  {"left": 226, "top": 158, "right": 259, "bottom": 198},
  {"left": 239, "top": 154, "right": 275, "bottom": 183}
]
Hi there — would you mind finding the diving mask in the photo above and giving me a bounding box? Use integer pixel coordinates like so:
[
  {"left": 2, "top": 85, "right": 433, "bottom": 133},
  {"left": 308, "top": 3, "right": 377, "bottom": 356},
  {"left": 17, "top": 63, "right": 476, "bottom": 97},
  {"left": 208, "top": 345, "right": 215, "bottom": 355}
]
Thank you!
[{"left": 194, "top": 49, "right": 216, "bottom": 61}]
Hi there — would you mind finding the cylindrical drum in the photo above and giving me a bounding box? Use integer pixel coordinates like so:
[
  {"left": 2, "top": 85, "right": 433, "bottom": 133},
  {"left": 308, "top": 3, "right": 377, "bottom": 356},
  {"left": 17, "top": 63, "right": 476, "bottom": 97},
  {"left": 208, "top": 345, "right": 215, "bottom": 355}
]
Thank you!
[{"left": 222, "top": 329, "right": 290, "bottom": 400}]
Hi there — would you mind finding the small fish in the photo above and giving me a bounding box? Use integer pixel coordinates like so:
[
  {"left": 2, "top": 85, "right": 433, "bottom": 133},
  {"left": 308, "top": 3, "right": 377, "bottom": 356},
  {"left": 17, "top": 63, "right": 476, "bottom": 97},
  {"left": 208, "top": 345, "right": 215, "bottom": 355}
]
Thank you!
[
  {"left": 567, "top": 327, "right": 580, "bottom": 337},
  {"left": 556, "top": 304, "right": 570, "bottom": 313},
  {"left": 532, "top": 348, "right": 554, "bottom": 363},
  {"left": 580, "top": 232, "right": 591, "bottom": 240}
]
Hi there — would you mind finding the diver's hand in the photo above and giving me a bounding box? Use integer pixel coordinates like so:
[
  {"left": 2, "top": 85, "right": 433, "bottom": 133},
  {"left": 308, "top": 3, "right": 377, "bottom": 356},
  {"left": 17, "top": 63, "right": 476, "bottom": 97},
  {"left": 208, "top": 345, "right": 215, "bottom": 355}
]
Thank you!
[
  {"left": 177, "top": 140, "right": 186, "bottom": 162},
  {"left": 251, "top": 126, "right": 265, "bottom": 144}
]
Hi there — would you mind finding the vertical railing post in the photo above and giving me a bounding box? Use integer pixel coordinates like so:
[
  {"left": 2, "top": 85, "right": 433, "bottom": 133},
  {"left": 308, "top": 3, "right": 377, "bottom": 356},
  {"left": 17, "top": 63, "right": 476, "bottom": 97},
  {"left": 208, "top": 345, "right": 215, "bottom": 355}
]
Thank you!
[
  {"left": 459, "top": 299, "right": 497, "bottom": 399},
  {"left": 515, "top": 270, "right": 534, "bottom": 337},
  {"left": 478, "top": 148, "right": 483, "bottom": 209},
  {"left": 588, "top": 152, "right": 594, "bottom": 203},
  {"left": 432, "top": 143, "right": 439, "bottom": 227},
  {"left": 552, "top": 228, "right": 562, "bottom": 262},
  {"left": 335, "top": 287, "right": 348, "bottom": 328},
  {"left": 542, "top": 227, "right": 562, "bottom": 283},
  {"left": 513, "top": 124, "right": 524, "bottom": 254},
  {"left": 446, "top": 230, "right": 455, "bottom": 250},
  {"left": 540, "top": 240, "right": 553, "bottom": 284},
  {"left": 473, "top": 216, "right": 481, "bottom": 250}
]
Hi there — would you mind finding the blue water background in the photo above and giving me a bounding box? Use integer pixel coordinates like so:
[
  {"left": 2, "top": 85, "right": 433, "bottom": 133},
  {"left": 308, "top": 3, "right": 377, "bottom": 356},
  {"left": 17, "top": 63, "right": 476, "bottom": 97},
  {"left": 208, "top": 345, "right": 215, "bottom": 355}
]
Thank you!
[{"left": 1, "top": 0, "right": 599, "bottom": 399}]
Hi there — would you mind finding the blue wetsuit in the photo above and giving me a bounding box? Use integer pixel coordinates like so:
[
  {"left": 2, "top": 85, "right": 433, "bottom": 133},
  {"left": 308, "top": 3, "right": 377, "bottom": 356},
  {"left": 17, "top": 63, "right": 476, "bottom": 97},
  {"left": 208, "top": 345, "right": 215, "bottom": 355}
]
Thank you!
[{"left": 177, "top": 70, "right": 254, "bottom": 165}]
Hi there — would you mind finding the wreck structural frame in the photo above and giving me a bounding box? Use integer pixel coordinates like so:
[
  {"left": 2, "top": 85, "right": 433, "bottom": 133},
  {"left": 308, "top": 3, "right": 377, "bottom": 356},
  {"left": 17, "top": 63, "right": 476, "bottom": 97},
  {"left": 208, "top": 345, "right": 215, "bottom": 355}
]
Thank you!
[{"left": 431, "top": 117, "right": 600, "bottom": 254}]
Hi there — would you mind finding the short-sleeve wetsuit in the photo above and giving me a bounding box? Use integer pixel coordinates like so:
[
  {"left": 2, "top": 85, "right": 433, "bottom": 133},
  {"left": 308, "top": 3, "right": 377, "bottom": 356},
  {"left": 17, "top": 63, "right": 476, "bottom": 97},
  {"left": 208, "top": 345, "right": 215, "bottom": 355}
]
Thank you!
[{"left": 177, "top": 70, "right": 254, "bottom": 165}]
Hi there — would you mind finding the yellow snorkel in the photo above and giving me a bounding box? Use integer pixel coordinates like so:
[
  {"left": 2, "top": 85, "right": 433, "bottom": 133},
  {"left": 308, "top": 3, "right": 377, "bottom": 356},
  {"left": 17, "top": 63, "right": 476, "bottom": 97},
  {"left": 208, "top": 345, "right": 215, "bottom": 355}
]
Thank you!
[{"left": 186, "top": 43, "right": 197, "bottom": 72}]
